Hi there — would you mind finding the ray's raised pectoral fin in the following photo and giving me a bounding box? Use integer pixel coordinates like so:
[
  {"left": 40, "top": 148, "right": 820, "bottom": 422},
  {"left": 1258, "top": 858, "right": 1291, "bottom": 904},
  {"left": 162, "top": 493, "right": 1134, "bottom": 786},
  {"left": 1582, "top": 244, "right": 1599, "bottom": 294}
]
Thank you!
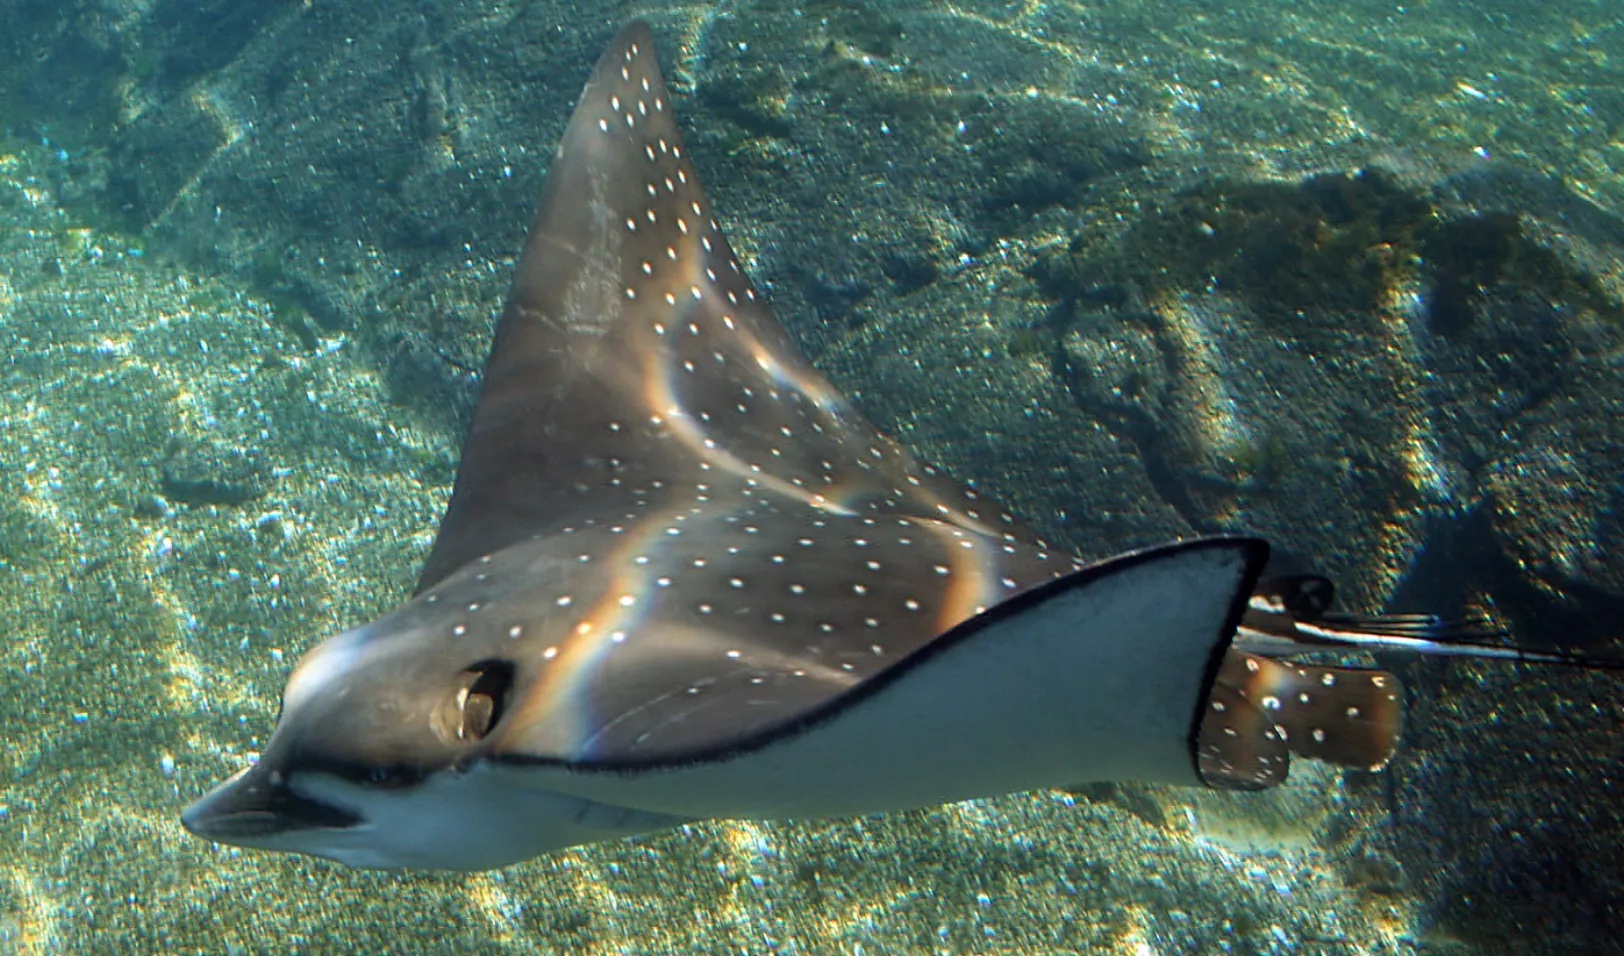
[
  {"left": 414, "top": 20, "right": 887, "bottom": 593},
  {"left": 1197, "top": 650, "right": 1403, "bottom": 790}
]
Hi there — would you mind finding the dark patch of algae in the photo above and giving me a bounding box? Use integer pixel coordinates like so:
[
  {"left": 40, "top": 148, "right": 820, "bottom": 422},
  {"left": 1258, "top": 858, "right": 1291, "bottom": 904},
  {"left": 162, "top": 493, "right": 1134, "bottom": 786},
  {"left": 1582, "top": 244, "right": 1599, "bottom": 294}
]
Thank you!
[
  {"left": 1023, "top": 168, "right": 1624, "bottom": 525},
  {"left": 1031, "top": 168, "right": 1624, "bottom": 355}
]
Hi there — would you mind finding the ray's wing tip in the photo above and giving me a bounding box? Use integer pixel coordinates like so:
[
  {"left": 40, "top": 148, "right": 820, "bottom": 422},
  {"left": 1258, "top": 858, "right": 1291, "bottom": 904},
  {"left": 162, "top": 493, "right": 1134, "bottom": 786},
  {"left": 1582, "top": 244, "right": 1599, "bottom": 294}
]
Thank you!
[
  {"left": 604, "top": 20, "right": 660, "bottom": 72},
  {"left": 580, "top": 22, "right": 665, "bottom": 111},
  {"left": 1213, "top": 535, "right": 1272, "bottom": 597},
  {"left": 1162, "top": 534, "right": 1271, "bottom": 595}
]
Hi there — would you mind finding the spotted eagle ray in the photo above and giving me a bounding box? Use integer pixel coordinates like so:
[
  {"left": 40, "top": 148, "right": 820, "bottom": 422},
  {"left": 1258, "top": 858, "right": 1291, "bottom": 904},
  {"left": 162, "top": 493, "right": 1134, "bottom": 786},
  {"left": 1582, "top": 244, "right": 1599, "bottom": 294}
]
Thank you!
[{"left": 181, "top": 21, "right": 1621, "bottom": 871}]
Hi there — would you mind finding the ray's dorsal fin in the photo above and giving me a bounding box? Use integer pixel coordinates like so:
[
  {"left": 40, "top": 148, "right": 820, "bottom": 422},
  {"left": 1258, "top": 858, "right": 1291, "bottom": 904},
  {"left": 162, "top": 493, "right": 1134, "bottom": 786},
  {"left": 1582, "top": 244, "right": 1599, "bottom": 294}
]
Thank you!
[{"left": 417, "top": 22, "right": 1019, "bottom": 591}]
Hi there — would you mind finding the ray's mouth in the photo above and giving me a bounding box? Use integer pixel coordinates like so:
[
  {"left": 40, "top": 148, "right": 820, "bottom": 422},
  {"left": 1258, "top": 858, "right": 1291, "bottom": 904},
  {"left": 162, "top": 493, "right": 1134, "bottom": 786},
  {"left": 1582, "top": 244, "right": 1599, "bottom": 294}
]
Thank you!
[{"left": 182, "top": 767, "right": 363, "bottom": 842}]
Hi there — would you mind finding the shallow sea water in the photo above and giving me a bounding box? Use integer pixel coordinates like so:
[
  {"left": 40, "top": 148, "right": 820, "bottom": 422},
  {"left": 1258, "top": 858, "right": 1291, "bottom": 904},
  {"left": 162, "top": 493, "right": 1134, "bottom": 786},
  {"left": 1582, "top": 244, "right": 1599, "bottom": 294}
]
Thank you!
[{"left": 0, "top": 0, "right": 1621, "bottom": 953}]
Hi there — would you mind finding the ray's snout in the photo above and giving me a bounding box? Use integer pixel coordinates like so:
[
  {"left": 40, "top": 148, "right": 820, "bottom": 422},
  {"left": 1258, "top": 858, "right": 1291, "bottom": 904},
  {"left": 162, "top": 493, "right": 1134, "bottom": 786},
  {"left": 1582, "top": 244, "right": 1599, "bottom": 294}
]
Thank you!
[{"left": 182, "top": 764, "right": 361, "bottom": 843}]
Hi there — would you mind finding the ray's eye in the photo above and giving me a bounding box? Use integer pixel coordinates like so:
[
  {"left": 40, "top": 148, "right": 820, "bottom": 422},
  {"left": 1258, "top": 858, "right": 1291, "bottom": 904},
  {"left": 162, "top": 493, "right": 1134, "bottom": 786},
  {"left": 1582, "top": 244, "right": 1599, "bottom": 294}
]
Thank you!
[{"left": 434, "top": 659, "right": 516, "bottom": 745}]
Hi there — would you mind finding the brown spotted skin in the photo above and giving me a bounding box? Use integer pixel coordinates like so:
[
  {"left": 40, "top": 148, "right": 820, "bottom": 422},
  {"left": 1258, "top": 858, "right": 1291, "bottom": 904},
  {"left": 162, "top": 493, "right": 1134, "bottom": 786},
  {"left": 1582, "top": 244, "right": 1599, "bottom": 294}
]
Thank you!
[
  {"left": 1197, "top": 650, "right": 1403, "bottom": 790},
  {"left": 417, "top": 23, "right": 1053, "bottom": 595},
  {"left": 178, "top": 22, "right": 1387, "bottom": 870},
  {"left": 353, "top": 22, "right": 1088, "bottom": 764}
]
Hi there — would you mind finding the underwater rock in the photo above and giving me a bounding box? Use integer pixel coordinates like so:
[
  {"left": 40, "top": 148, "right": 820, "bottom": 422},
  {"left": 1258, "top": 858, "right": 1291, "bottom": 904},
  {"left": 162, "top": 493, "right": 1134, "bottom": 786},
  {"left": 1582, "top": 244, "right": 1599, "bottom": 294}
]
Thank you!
[
  {"left": 1031, "top": 163, "right": 1624, "bottom": 609},
  {"left": 1407, "top": 183, "right": 1624, "bottom": 634}
]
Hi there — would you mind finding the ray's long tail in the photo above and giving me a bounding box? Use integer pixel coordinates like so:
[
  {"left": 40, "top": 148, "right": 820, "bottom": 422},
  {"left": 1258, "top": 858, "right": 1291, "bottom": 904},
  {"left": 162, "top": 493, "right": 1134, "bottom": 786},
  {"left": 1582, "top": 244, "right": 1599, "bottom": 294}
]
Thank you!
[{"left": 1235, "top": 574, "right": 1624, "bottom": 671}]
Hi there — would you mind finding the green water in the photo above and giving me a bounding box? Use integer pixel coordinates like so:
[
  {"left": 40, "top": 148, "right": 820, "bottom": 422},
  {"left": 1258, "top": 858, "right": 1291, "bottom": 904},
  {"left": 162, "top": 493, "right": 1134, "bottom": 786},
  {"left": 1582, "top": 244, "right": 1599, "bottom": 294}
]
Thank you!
[{"left": 0, "top": 0, "right": 1620, "bottom": 952}]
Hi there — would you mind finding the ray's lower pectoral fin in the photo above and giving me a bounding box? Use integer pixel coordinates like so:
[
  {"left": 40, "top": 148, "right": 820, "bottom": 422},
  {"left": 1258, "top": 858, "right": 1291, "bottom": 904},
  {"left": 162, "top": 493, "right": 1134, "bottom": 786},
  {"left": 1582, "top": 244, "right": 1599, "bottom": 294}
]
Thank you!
[{"left": 1197, "top": 650, "right": 1402, "bottom": 791}]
